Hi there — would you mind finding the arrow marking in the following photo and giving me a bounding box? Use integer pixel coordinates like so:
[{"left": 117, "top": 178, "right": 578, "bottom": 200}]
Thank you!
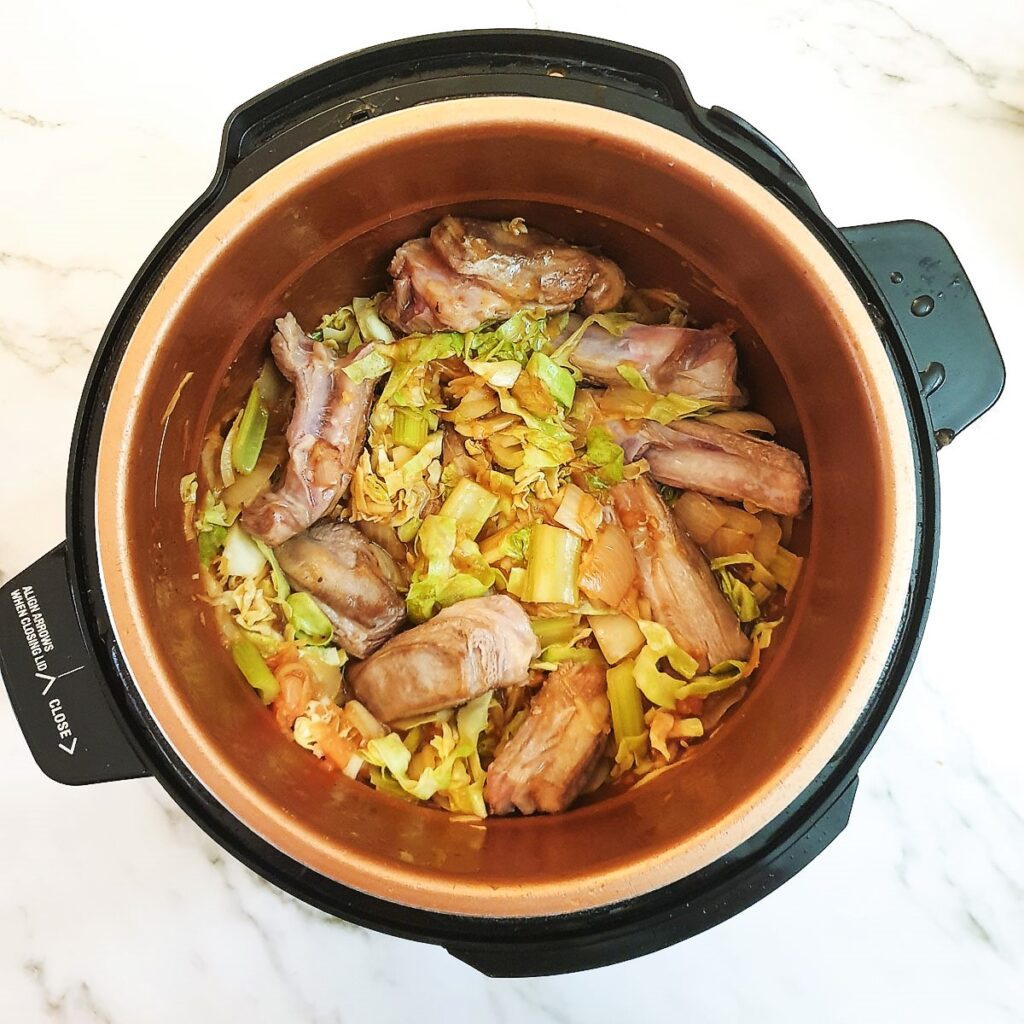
[
  {"left": 35, "top": 666, "right": 84, "bottom": 695},
  {"left": 59, "top": 737, "right": 77, "bottom": 755}
]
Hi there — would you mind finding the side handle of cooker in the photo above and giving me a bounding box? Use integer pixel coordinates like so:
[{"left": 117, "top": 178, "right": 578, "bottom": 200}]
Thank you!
[
  {"left": 445, "top": 776, "right": 861, "bottom": 977},
  {"left": 0, "top": 543, "right": 149, "bottom": 785},
  {"left": 842, "top": 220, "right": 1006, "bottom": 442}
]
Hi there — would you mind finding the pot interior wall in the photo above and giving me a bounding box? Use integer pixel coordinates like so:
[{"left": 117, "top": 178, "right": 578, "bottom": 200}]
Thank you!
[{"left": 113, "top": 102, "right": 894, "bottom": 908}]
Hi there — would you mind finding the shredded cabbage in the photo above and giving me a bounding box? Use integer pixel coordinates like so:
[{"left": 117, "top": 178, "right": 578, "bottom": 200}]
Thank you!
[
  {"left": 633, "top": 619, "right": 699, "bottom": 708},
  {"left": 715, "top": 568, "right": 760, "bottom": 622},
  {"left": 616, "top": 364, "right": 649, "bottom": 391},
  {"left": 361, "top": 691, "right": 492, "bottom": 815},
  {"left": 406, "top": 515, "right": 498, "bottom": 622}
]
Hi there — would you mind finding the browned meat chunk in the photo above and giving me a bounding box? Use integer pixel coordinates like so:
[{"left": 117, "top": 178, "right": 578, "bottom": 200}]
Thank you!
[
  {"left": 431, "top": 216, "right": 625, "bottom": 314},
  {"left": 485, "top": 663, "right": 611, "bottom": 815},
  {"left": 608, "top": 418, "right": 810, "bottom": 517},
  {"left": 275, "top": 521, "right": 405, "bottom": 658},
  {"left": 241, "top": 314, "right": 375, "bottom": 546},
  {"left": 612, "top": 478, "right": 750, "bottom": 669},
  {"left": 570, "top": 319, "right": 742, "bottom": 404},
  {"left": 381, "top": 217, "right": 626, "bottom": 334},
  {"left": 346, "top": 595, "right": 538, "bottom": 723},
  {"left": 379, "top": 238, "right": 511, "bottom": 335}
]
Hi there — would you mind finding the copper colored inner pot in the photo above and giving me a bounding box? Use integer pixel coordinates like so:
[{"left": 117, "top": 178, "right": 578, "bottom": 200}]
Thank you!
[{"left": 96, "top": 98, "right": 915, "bottom": 916}]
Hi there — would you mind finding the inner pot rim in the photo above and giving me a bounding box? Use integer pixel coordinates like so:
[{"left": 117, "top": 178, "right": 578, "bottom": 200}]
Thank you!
[{"left": 94, "top": 95, "right": 917, "bottom": 917}]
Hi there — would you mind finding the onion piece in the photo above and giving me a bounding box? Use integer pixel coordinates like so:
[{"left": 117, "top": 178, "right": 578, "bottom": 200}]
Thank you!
[{"left": 579, "top": 522, "right": 637, "bottom": 607}]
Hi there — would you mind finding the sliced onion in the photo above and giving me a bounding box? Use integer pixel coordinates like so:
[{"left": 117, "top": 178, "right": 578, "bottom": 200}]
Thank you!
[{"left": 579, "top": 523, "right": 637, "bottom": 607}]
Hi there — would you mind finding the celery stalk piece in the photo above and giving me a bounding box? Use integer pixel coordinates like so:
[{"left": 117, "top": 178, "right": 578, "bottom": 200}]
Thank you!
[
  {"left": 392, "top": 408, "right": 430, "bottom": 449},
  {"left": 231, "top": 383, "right": 269, "bottom": 475},
  {"left": 231, "top": 638, "right": 280, "bottom": 704},
  {"left": 521, "top": 523, "right": 582, "bottom": 604},
  {"left": 438, "top": 478, "right": 499, "bottom": 540},
  {"left": 530, "top": 614, "right": 581, "bottom": 648},
  {"left": 287, "top": 592, "right": 334, "bottom": 645},
  {"left": 606, "top": 659, "right": 645, "bottom": 745}
]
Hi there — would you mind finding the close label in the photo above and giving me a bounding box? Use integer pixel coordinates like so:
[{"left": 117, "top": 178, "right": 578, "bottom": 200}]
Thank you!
[{"left": 9, "top": 586, "right": 82, "bottom": 756}]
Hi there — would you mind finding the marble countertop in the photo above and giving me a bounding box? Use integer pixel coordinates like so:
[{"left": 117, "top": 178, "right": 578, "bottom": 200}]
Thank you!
[{"left": 2, "top": 1, "right": 1021, "bottom": 1020}]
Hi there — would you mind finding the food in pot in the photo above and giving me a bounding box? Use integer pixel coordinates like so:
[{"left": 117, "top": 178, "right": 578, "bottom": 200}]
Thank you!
[
  {"left": 568, "top": 316, "right": 742, "bottom": 403},
  {"left": 380, "top": 215, "right": 625, "bottom": 333},
  {"left": 485, "top": 662, "right": 611, "bottom": 815},
  {"left": 181, "top": 216, "right": 810, "bottom": 818},
  {"left": 241, "top": 313, "right": 377, "bottom": 545},
  {"left": 608, "top": 417, "right": 811, "bottom": 517},
  {"left": 274, "top": 521, "right": 406, "bottom": 657},
  {"left": 348, "top": 594, "right": 539, "bottom": 722}
]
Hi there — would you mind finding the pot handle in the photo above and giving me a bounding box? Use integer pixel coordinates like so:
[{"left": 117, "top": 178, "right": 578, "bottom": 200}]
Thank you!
[
  {"left": 842, "top": 220, "right": 1005, "bottom": 443},
  {"left": 0, "top": 543, "right": 149, "bottom": 785},
  {"left": 444, "top": 775, "right": 860, "bottom": 977},
  {"left": 214, "top": 29, "right": 821, "bottom": 218}
]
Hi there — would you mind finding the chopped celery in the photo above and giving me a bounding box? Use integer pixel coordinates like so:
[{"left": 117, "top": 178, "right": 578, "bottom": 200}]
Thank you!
[
  {"left": 527, "top": 351, "right": 576, "bottom": 408},
  {"left": 521, "top": 523, "right": 582, "bottom": 605},
  {"left": 506, "top": 566, "right": 527, "bottom": 598},
  {"left": 535, "top": 644, "right": 604, "bottom": 666},
  {"left": 255, "top": 357, "right": 288, "bottom": 407},
  {"left": 232, "top": 384, "right": 269, "bottom": 475},
  {"left": 439, "top": 479, "right": 499, "bottom": 540},
  {"left": 222, "top": 522, "right": 267, "bottom": 578},
  {"left": 606, "top": 659, "right": 645, "bottom": 745},
  {"left": 589, "top": 613, "right": 645, "bottom": 664},
  {"left": 287, "top": 592, "right": 333, "bottom": 645},
  {"left": 392, "top": 408, "right": 430, "bottom": 449},
  {"left": 231, "top": 638, "right": 280, "bottom": 704},
  {"left": 479, "top": 525, "right": 531, "bottom": 565},
  {"left": 530, "top": 615, "right": 581, "bottom": 647}
]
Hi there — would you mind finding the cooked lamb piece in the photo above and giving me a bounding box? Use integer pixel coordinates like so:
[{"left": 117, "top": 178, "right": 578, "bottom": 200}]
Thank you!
[
  {"left": 485, "top": 662, "right": 611, "bottom": 816},
  {"left": 274, "top": 521, "right": 406, "bottom": 658},
  {"left": 607, "top": 418, "right": 810, "bottom": 518},
  {"left": 611, "top": 477, "right": 751, "bottom": 669},
  {"left": 381, "top": 216, "right": 625, "bottom": 334},
  {"left": 241, "top": 313, "right": 374, "bottom": 546},
  {"left": 346, "top": 595, "right": 538, "bottom": 723},
  {"left": 569, "top": 318, "right": 742, "bottom": 404}
]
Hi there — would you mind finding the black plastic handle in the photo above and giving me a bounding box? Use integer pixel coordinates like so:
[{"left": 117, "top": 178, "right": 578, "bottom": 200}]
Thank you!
[
  {"left": 0, "top": 544, "right": 149, "bottom": 785},
  {"left": 843, "top": 220, "right": 1006, "bottom": 444},
  {"left": 213, "top": 29, "right": 823, "bottom": 219},
  {"left": 445, "top": 775, "right": 860, "bottom": 976}
]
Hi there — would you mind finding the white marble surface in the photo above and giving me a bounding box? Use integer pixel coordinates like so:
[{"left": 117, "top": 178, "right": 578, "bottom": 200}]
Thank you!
[{"left": 2, "top": 0, "right": 1022, "bottom": 1019}]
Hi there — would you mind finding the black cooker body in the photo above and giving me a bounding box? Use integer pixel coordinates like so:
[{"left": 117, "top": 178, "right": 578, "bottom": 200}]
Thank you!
[{"left": 0, "top": 31, "right": 1004, "bottom": 976}]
